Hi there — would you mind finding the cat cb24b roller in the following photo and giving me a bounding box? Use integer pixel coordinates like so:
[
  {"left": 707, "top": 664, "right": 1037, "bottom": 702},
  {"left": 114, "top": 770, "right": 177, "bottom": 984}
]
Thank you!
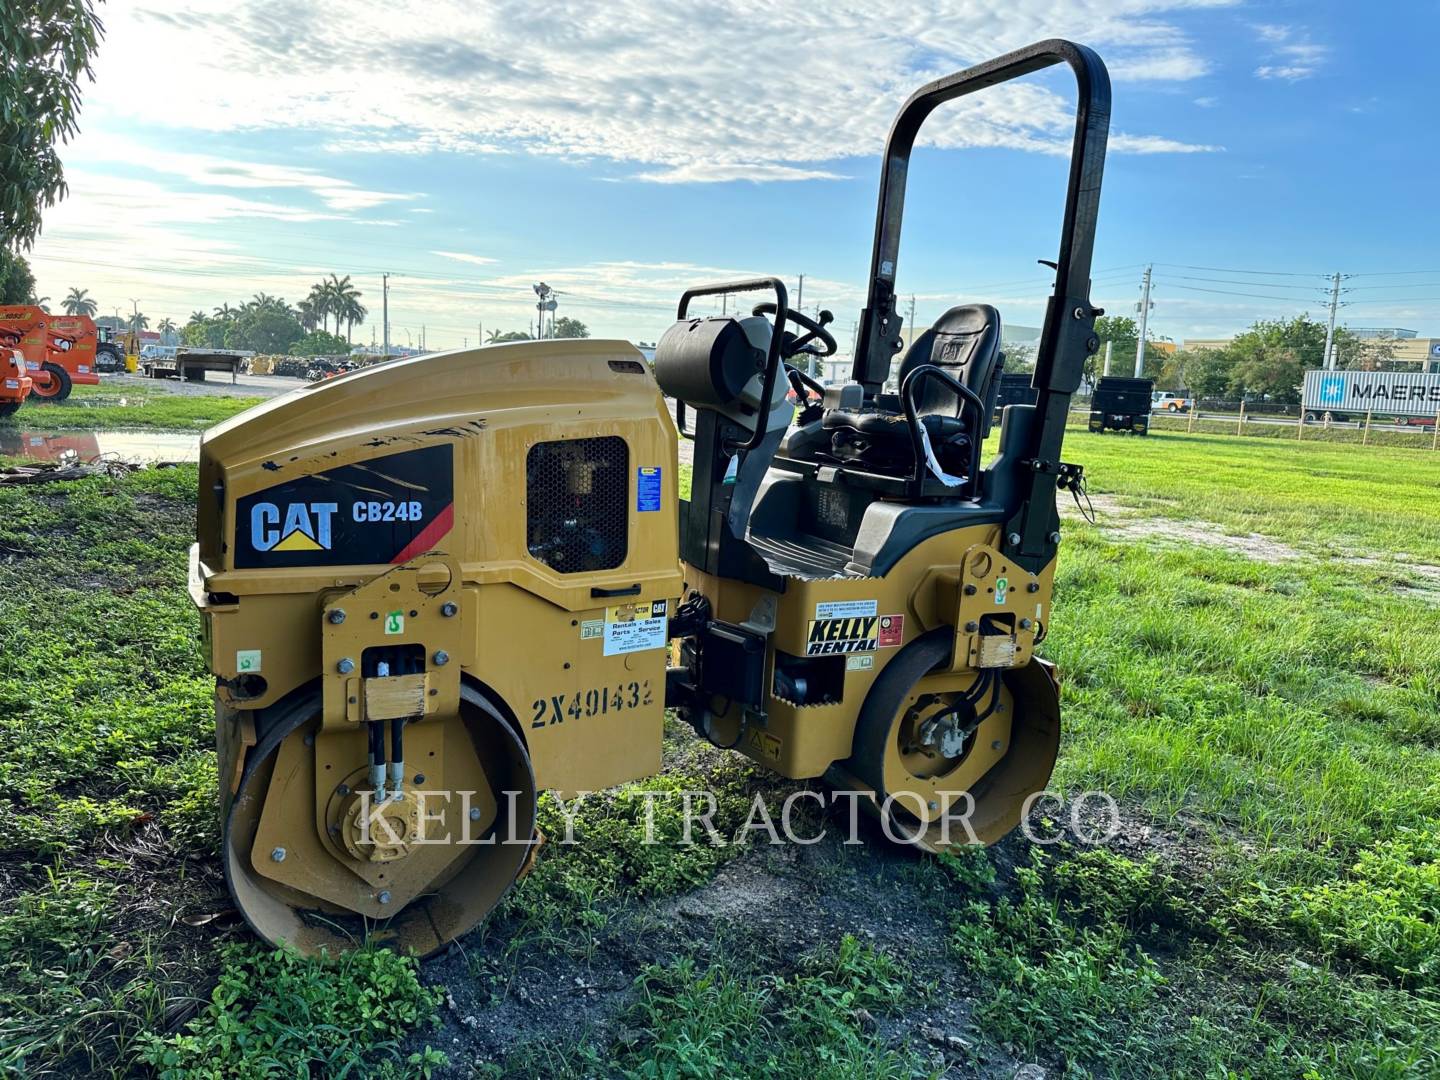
[{"left": 190, "top": 39, "right": 1110, "bottom": 955}]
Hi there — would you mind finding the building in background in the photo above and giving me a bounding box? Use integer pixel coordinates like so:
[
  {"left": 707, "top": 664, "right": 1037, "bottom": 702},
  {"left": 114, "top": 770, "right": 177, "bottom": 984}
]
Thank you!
[{"left": 1184, "top": 329, "right": 1440, "bottom": 372}]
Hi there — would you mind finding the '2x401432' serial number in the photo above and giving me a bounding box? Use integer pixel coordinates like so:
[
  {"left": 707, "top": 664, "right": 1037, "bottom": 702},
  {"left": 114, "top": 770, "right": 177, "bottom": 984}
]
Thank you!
[{"left": 531, "top": 681, "right": 653, "bottom": 728}]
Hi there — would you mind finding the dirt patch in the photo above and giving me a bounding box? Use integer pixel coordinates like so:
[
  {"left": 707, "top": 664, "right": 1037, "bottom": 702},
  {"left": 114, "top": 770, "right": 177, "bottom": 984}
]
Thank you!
[
  {"left": 1101, "top": 518, "right": 1303, "bottom": 563},
  {"left": 419, "top": 818, "right": 1038, "bottom": 1078},
  {"left": 1347, "top": 555, "right": 1440, "bottom": 597},
  {"left": 1062, "top": 493, "right": 1303, "bottom": 563}
]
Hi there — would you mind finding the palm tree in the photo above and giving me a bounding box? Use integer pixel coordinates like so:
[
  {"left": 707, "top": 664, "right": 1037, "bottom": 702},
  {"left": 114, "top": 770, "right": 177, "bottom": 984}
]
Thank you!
[
  {"left": 341, "top": 295, "right": 367, "bottom": 343},
  {"left": 214, "top": 303, "right": 237, "bottom": 321},
  {"left": 157, "top": 317, "right": 177, "bottom": 343},
  {"left": 296, "top": 298, "right": 319, "bottom": 332},
  {"left": 485, "top": 327, "right": 505, "bottom": 345},
  {"left": 188, "top": 310, "right": 208, "bottom": 326},
  {"left": 130, "top": 311, "right": 149, "bottom": 333},
  {"left": 307, "top": 283, "right": 331, "bottom": 333},
  {"left": 63, "top": 287, "right": 97, "bottom": 317},
  {"left": 326, "top": 275, "right": 362, "bottom": 341}
]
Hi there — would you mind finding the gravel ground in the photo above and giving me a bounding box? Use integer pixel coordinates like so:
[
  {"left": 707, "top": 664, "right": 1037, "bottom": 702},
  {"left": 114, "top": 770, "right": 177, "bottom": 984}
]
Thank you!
[{"left": 101, "top": 370, "right": 303, "bottom": 398}]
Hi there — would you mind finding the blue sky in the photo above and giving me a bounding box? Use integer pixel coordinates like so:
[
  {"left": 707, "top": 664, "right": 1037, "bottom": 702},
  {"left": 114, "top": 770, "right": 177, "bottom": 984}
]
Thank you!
[{"left": 28, "top": 0, "right": 1440, "bottom": 353}]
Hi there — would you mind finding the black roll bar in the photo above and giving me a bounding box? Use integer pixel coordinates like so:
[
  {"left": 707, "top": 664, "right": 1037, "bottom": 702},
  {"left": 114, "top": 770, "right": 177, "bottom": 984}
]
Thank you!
[
  {"left": 852, "top": 39, "right": 1110, "bottom": 403},
  {"left": 851, "top": 38, "right": 1110, "bottom": 572}
]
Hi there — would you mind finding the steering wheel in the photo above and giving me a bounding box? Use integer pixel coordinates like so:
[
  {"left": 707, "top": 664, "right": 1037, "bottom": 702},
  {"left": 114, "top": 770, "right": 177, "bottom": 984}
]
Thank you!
[{"left": 751, "top": 303, "right": 838, "bottom": 360}]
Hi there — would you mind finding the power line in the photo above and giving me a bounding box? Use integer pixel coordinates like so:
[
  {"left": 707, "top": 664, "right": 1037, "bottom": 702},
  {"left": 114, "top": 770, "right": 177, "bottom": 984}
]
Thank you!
[
  {"left": 1160, "top": 282, "right": 1327, "bottom": 304},
  {"left": 27, "top": 249, "right": 682, "bottom": 316},
  {"left": 1343, "top": 282, "right": 1440, "bottom": 291},
  {"left": 1345, "top": 269, "right": 1440, "bottom": 278},
  {"left": 1155, "top": 262, "right": 1326, "bottom": 278},
  {"left": 1340, "top": 296, "right": 1440, "bottom": 305},
  {"left": 1167, "top": 273, "right": 1324, "bottom": 293}
]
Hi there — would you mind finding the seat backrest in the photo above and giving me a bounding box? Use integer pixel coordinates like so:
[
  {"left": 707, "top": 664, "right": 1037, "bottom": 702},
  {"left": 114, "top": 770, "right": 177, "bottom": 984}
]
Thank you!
[{"left": 897, "top": 304, "right": 1004, "bottom": 434}]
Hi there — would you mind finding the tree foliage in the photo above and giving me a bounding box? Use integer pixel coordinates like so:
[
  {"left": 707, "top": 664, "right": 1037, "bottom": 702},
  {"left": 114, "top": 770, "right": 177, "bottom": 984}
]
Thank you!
[
  {"left": 1221, "top": 315, "right": 1326, "bottom": 403},
  {"left": 290, "top": 329, "right": 350, "bottom": 356},
  {"left": 1, "top": 0, "right": 105, "bottom": 247},
  {"left": 0, "top": 247, "right": 37, "bottom": 304},
  {"left": 552, "top": 316, "right": 590, "bottom": 339},
  {"left": 179, "top": 291, "right": 367, "bottom": 355},
  {"left": 1089, "top": 314, "right": 1167, "bottom": 382}
]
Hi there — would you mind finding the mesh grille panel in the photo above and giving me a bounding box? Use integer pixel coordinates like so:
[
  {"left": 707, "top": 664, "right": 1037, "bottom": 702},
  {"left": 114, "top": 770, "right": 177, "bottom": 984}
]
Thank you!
[{"left": 526, "top": 436, "right": 629, "bottom": 573}]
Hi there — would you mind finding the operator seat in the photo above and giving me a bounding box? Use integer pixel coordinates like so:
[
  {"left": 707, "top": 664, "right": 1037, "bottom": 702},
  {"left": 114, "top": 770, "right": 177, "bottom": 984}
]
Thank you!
[{"left": 823, "top": 303, "right": 1004, "bottom": 476}]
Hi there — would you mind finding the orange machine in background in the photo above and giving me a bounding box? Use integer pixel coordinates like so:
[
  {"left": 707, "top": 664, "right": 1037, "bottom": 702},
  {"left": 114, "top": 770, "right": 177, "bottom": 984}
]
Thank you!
[
  {"left": 0, "top": 348, "right": 33, "bottom": 418},
  {"left": 0, "top": 306, "right": 123, "bottom": 401}
]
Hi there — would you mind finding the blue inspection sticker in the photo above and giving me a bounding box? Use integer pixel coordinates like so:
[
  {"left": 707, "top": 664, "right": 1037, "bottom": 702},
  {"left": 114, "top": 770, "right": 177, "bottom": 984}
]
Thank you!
[{"left": 637, "top": 467, "right": 662, "bottom": 511}]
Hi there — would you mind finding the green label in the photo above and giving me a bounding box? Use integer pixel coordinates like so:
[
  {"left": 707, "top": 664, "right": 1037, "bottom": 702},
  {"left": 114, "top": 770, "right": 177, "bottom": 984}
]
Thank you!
[
  {"left": 385, "top": 611, "right": 405, "bottom": 635},
  {"left": 994, "top": 577, "right": 1009, "bottom": 604}
]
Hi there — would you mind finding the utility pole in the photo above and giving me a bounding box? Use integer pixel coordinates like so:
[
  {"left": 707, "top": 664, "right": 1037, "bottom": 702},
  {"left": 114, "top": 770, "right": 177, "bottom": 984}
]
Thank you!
[
  {"left": 1134, "top": 264, "right": 1153, "bottom": 377},
  {"left": 478, "top": 322, "right": 482, "bottom": 348},
  {"left": 421, "top": 324, "right": 426, "bottom": 352},
  {"left": 1322, "top": 271, "right": 1343, "bottom": 369},
  {"left": 797, "top": 274, "right": 805, "bottom": 313},
  {"left": 907, "top": 295, "right": 916, "bottom": 346},
  {"left": 1103, "top": 340, "right": 1113, "bottom": 376},
  {"left": 382, "top": 273, "right": 390, "bottom": 357}
]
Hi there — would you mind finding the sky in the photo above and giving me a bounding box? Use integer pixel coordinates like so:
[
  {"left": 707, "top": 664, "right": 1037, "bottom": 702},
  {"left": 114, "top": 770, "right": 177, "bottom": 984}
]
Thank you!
[{"left": 26, "top": 0, "right": 1440, "bottom": 355}]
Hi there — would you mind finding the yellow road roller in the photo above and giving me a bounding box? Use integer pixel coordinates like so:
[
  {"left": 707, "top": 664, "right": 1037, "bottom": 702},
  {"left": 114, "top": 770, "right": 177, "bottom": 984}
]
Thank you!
[{"left": 190, "top": 39, "right": 1111, "bottom": 955}]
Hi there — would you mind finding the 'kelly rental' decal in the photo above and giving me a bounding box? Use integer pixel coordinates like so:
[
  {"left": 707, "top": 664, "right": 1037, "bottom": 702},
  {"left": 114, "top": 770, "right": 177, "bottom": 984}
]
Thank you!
[{"left": 235, "top": 444, "right": 454, "bottom": 568}]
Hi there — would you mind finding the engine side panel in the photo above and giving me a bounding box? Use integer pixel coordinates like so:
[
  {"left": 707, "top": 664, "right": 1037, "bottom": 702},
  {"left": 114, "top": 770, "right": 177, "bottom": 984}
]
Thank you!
[{"left": 194, "top": 341, "right": 682, "bottom": 795}]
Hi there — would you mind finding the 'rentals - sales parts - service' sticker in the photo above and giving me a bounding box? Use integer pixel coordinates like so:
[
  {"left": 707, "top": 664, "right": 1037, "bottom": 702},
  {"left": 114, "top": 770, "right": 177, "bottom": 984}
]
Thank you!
[{"left": 602, "top": 600, "right": 668, "bottom": 656}]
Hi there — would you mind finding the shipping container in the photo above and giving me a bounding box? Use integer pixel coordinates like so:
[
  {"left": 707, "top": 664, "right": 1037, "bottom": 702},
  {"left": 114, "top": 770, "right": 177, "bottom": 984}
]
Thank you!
[{"left": 1302, "top": 369, "right": 1440, "bottom": 421}]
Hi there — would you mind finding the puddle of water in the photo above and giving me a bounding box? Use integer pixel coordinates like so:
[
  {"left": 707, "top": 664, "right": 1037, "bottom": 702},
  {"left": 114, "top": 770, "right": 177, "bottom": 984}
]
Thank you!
[{"left": 0, "top": 430, "right": 200, "bottom": 464}]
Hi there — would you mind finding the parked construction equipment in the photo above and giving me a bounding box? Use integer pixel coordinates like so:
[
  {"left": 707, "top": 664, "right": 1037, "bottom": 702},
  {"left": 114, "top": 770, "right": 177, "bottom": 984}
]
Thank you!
[
  {"left": 0, "top": 306, "right": 121, "bottom": 401},
  {"left": 190, "top": 39, "right": 1110, "bottom": 955},
  {"left": 0, "top": 348, "right": 33, "bottom": 418}
]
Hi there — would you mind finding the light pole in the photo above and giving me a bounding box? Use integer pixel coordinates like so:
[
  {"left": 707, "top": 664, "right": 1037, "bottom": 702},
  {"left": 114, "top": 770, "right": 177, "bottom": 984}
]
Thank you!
[{"left": 533, "top": 282, "right": 556, "bottom": 339}]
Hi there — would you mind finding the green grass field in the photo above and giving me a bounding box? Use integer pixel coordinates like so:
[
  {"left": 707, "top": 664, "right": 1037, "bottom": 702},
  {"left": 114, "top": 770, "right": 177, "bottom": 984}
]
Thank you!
[
  {"left": 0, "top": 383, "right": 261, "bottom": 432},
  {"left": 1, "top": 428, "right": 1437, "bottom": 1076}
]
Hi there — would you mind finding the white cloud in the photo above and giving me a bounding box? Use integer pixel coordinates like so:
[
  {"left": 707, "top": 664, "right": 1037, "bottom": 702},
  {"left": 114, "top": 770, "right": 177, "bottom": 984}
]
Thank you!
[
  {"left": 1253, "top": 24, "right": 1292, "bottom": 43},
  {"left": 1252, "top": 24, "right": 1329, "bottom": 80},
  {"left": 1193, "top": 95, "right": 1219, "bottom": 107},
  {"left": 633, "top": 163, "right": 849, "bottom": 184},
  {"left": 1110, "top": 133, "right": 1222, "bottom": 153},
  {"left": 74, "top": 131, "right": 413, "bottom": 210},
  {"left": 85, "top": 0, "right": 1227, "bottom": 183},
  {"left": 432, "top": 250, "right": 498, "bottom": 266},
  {"left": 1107, "top": 48, "right": 1210, "bottom": 81}
]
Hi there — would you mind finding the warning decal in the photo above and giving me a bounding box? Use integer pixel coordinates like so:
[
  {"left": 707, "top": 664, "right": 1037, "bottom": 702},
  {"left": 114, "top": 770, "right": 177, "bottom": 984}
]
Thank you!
[
  {"left": 877, "top": 614, "right": 904, "bottom": 647},
  {"left": 602, "top": 599, "right": 668, "bottom": 656},
  {"left": 748, "top": 728, "right": 782, "bottom": 763},
  {"left": 815, "top": 599, "right": 877, "bottom": 620},
  {"left": 636, "top": 466, "right": 662, "bottom": 512},
  {"left": 806, "top": 616, "right": 878, "bottom": 655}
]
